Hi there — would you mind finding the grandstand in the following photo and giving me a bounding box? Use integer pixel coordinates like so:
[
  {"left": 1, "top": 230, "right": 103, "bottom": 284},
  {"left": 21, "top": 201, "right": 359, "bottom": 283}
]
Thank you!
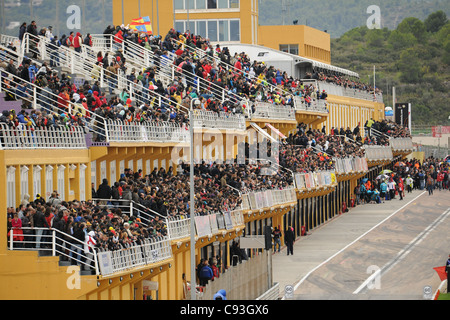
[{"left": 0, "top": 16, "right": 413, "bottom": 300}]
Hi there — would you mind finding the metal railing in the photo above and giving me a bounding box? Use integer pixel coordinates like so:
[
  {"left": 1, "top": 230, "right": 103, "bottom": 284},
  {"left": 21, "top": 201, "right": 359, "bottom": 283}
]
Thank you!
[
  {"left": 293, "top": 96, "right": 329, "bottom": 114},
  {"left": 90, "top": 197, "right": 168, "bottom": 232},
  {"left": 192, "top": 110, "right": 246, "bottom": 130},
  {"left": 242, "top": 187, "right": 297, "bottom": 211},
  {"left": 0, "top": 123, "right": 87, "bottom": 149},
  {"left": 389, "top": 137, "right": 414, "bottom": 152},
  {"left": 318, "top": 81, "right": 383, "bottom": 102},
  {"left": 294, "top": 170, "right": 338, "bottom": 190},
  {"left": 0, "top": 68, "right": 109, "bottom": 141},
  {"left": 249, "top": 102, "right": 296, "bottom": 121},
  {"left": 106, "top": 119, "right": 189, "bottom": 143},
  {"left": 8, "top": 226, "right": 99, "bottom": 275},
  {"left": 363, "top": 145, "right": 394, "bottom": 161},
  {"left": 97, "top": 237, "right": 172, "bottom": 276}
]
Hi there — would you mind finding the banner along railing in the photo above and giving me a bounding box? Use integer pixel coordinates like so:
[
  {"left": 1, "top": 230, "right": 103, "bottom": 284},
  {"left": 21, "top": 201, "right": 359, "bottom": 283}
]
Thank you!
[{"left": 96, "top": 236, "right": 172, "bottom": 276}]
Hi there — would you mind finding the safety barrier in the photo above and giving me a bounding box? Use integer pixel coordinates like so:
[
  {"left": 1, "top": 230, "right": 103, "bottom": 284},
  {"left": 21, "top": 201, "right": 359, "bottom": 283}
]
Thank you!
[
  {"left": 294, "top": 96, "right": 329, "bottom": 114},
  {"left": 294, "top": 170, "right": 337, "bottom": 190},
  {"left": 8, "top": 226, "right": 99, "bottom": 275},
  {"left": 334, "top": 157, "right": 368, "bottom": 174},
  {"left": 192, "top": 110, "right": 246, "bottom": 130},
  {"left": 242, "top": 187, "right": 297, "bottom": 211},
  {"left": 389, "top": 137, "right": 414, "bottom": 152},
  {"left": 167, "top": 210, "right": 245, "bottom": 240},
  {"left": 318, "top": 81, "right": 383, "bottom": 102},
  {"left": 363, "top": 145, "right": 394, "bottom": 161},
  {"left": 250, "top": 102, "right": 296, "bottom": 121},
  {"left": 96, "top": 236, "right": 172, "bottom": 276},
  {"left": 0, "top": 123, "right": 87, "bottom": 149},
  {"left": 106, "top": 119, "right": 189, "bottom": 143}
]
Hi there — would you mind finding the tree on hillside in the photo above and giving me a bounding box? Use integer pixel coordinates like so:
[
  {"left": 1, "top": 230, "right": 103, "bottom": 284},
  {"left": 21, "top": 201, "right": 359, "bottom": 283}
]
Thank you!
[{"left": 424, "top": 10, "right": 448, "bottom": 33}]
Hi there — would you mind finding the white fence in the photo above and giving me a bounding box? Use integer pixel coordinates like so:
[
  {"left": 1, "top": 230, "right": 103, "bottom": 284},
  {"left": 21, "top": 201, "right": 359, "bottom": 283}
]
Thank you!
[
  {"left": 389, "top": 137, "right": 414, "bottom": 151},
  {"left": 166, "top": 210, "right": 245, "bottom": 241},
  {"left": 294, "top": 170, "right": 337, "bottom": 190},
  {"left": 106, "top": 119, "right": 189, "bottom": 143},
  {"left": 0, "top": 123, "right": 87, "bottom": 149},
  {"left": 192, "top": 110, "right": 246, "bottom": 131},
  {"left": 333, "top": 157, "right": 368, "bottom": 174},
  {"left": 363, "top": 145, "right": 394, "bottom": 161},
  {"left": 294, "top": 96, "right": 329, "bottom": 114},
  {"left": 241, "top": 187, "right": 297, "bottom": 211},
  {"left": 250, "top": 102, "right": 296, "bottom": 121},
  {"left": 97, "top": 237, "right": 172, "bottom": 276}
]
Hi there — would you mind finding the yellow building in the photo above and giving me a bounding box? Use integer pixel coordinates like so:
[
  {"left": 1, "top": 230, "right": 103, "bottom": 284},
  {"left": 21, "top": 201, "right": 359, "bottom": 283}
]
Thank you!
[{"left": 112, "top": 0, "right": 331, "bottom": 64}]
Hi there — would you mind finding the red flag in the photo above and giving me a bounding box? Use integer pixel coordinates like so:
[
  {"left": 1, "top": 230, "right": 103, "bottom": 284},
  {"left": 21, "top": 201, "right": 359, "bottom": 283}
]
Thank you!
[{"left": 433, "top": 266, "right": 447, "bottom": 281}]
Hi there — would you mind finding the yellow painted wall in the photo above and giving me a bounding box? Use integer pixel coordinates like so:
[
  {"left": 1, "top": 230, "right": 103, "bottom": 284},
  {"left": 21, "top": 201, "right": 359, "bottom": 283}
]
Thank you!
[{"left": 258, "top": 25, "right": 331, "bottom": 64}]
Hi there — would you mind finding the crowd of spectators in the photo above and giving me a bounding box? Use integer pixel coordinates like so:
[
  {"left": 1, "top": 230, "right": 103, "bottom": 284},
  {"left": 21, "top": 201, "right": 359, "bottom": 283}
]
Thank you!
[
  {"left": 353, "top": 156, "right": 449, "bottom": 206},
  {"left": 3, "top": 21, "right": 418, "bottom": 282},
  {"left": 316, "top": 72, "right": 382, "bottom": 96}
]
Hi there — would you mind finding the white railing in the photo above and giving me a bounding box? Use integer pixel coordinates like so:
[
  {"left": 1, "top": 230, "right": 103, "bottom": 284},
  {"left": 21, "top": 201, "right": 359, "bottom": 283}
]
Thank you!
[
  {"left": 166, "top": 210, "right": 245, "bottom": 241},
  {"left": 192, "top": 110, "right": 246, "bottom": 130},
  {"left": 106, "top": 119, "right": 189, "bottom": 143},
  {"left": 294, "top": 96, "right": 329, "bottom": 114},
  {"left": 243, "top": 187, "right": 297, "bottom": 211},
  {"left": 250, "top": 102, "right": 296, "bottom": 121},
  {"left": 294, "top": 170, "right": 338, "bottom": 190},
  {"left": 0, "top": 123, "right": 87, "bottom": 150},
  {"left": 363, "top": 145, "right": 394, "bottom": 161},
  {"left": 8, "top": 226, "right": 99, "bottom": 275},
  {"left": 389, "top": 137, "right": 413, "bottom": 151},
  {"left": 90, "top": 198, "right": 167, "bottom": 229},
  {"left": 333, "top": 157, "right": 368, "bottom": 174},
  {"left": 96, "top": 237, "right": 172, "bottom": 276},
  {"left": 318, "top": 81, "right": 383, "bottom": 102}
]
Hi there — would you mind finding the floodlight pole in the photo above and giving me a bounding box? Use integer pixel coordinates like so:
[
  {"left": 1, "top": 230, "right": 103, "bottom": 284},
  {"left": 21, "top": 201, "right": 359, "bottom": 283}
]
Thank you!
[{"left": 189, "top": 98, "right": 200, "bottom": 300}]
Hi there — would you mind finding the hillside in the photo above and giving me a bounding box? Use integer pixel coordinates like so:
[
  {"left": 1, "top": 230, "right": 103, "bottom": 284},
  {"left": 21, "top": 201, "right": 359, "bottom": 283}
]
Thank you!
[
  {"left": 259, "top": 0, "right": 450, "bottom": 38},
  {"left": 330, "top": 11, "right": 450, "bottom": 126}
]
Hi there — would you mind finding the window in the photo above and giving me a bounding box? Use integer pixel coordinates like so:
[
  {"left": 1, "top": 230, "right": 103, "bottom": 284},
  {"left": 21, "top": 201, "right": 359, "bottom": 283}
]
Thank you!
[
  {"left": 208, "top": 20, "right": 218, "bottom": 41},
  {"left": 175, "top": 21, "right": 184, "bottom": 33},
  {"left": 197, "top": 20, "right": 207, "bottom": 37},
  {"left": 218, "top": 0, "right": 228, "bottom": 8},
  {"left": 207, "top": 0, "right": 217, "bottom": 9},
  {"left": 230, "top": 20, "right": 240, "bottom": 41},
  {"left": 187, "top": 0, "right": 195, "bottom": 10},
  {"left": 175, "top": 0, "right": 184, "bottom": 10},
  {"left": 279, "top": 44, "right": 299, "bottom": 55},
  {"left": 196, "top": 0, "right": 206, "bottom": 9},
  {"left": 219, "top": 20, "right": 229, "bottom": 41},
  {"left": 176, "top": 19, "right": 240, "bottom": 42},
  {"left": 176, "top": 0, "right": 239, "bottom": 10}
]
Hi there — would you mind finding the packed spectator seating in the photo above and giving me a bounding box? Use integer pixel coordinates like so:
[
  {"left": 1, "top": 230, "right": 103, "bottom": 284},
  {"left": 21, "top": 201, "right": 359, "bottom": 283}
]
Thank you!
[{"left": 2, "top": 21, "right": 409, "bottom": 279}]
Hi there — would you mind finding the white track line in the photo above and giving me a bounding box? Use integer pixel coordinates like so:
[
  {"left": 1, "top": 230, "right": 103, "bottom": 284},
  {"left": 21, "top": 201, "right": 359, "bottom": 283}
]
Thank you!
[
  {"left": 290, "top": 191, "right": 427, "bottom": 295},
  {"left": 353, "top": 206, "right": 450, "bottom": 294}
]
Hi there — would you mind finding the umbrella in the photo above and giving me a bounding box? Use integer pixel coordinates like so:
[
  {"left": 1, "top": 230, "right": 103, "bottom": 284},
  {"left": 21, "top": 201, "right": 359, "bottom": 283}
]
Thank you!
[
  {"left": 379, "top": 169, "right": 392, "bottom": 175},
  {"left": 394, "top": 161, "right": 406, "bottom": 167},
  {"left": 376, "top": 174, "right": 389, "bottom": 180}
]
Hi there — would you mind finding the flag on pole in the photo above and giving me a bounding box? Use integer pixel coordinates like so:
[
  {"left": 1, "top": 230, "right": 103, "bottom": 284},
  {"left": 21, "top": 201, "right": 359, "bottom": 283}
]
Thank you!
[
  {"left": 129, "top": 16, "right": 153, "bottom": 34},
  {"left": 433, "top": 266, "right": 447, "bottom": 281}
]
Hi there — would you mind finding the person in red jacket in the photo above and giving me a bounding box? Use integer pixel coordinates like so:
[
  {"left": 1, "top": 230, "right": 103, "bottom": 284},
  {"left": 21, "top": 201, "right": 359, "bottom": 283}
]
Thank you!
[
  {"left": 57, "top": 88, "right": 70, "bottom": 111},
  {"left": 73, "top": 32, "right": 82, "bottom": 53}
]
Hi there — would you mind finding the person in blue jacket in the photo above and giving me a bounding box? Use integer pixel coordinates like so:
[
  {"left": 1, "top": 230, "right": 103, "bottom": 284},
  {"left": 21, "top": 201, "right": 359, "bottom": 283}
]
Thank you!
[
  {"left": 199, "top": 260, "right": 214, "bottom": 286},
  {"left": 213, "top": 289, "right": 227, "bottom": 300}
]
